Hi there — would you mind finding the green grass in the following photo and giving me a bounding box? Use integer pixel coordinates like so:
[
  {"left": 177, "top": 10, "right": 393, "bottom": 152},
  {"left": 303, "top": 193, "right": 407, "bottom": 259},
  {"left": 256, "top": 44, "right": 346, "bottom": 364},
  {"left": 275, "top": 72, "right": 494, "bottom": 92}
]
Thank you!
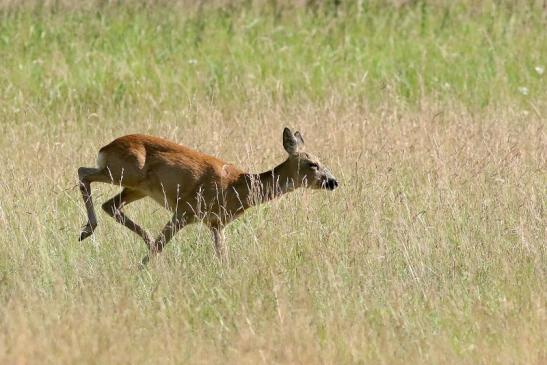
[
  {"left": 0, "top": 1, "right": 545, "bottom": 364},
  {"left": 0, "top": 0, "right": 545, "bottom": 119}
]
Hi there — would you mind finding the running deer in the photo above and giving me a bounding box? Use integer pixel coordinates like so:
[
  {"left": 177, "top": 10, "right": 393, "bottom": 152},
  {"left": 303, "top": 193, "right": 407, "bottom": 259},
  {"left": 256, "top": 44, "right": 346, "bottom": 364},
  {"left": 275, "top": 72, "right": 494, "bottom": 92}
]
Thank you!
[{"left": 78, "top": 128, "right": 338, "bottom": 263}]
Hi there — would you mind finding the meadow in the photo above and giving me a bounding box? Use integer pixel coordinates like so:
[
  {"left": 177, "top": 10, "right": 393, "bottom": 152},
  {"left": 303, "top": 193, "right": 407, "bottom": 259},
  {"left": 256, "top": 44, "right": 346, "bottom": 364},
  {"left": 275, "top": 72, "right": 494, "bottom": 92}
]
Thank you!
[{"left": 0, "top": 1, "right": 545, "bottom": 364}]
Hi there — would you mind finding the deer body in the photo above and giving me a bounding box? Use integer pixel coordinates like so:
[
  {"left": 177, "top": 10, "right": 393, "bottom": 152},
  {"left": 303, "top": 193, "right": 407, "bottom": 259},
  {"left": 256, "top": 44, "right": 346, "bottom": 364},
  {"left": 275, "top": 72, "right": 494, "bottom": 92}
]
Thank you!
[{"left": 78, "top": 128, "right": 338, "bottom": 263}]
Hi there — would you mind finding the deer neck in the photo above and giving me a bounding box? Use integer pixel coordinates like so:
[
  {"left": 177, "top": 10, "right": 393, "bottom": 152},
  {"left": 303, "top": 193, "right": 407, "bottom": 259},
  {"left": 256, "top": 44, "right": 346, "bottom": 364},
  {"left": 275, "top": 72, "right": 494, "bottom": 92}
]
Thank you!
[{"left": 235, "top": 159, "right": 297, "bottom": 209}]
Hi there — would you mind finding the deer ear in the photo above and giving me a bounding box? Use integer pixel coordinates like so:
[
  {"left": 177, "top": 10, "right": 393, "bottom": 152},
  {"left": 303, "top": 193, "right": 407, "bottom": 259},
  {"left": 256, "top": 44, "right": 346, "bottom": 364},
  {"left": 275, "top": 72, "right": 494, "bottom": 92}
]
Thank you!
[
  {"left": 283, "top": 127, "right": 303, "bottom": 155},
  {"left": 294, "top": 131, "right": 304, "bottom": 145}
]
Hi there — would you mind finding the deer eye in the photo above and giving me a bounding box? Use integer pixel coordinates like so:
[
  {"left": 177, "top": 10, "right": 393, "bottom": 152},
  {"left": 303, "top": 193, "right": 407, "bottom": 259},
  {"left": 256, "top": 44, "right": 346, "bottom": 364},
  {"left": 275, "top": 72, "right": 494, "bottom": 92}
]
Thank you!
[{"left": 308, "top": 162, "right": 319, "bottom": 170}]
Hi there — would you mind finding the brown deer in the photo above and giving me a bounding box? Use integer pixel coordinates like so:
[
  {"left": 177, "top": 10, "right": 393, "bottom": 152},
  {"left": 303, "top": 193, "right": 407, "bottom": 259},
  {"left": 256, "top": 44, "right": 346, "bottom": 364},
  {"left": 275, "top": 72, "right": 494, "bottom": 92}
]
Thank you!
[{"left": 77, "top": 128, "right": 338, "bottom": 263}]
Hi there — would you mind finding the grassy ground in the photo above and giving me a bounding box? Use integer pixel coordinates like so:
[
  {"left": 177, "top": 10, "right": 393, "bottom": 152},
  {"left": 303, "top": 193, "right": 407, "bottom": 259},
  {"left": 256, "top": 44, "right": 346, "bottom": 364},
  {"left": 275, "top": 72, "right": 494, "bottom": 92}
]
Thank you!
[{"left": 0, "top": 1, "right": 545, "bottom": 364}]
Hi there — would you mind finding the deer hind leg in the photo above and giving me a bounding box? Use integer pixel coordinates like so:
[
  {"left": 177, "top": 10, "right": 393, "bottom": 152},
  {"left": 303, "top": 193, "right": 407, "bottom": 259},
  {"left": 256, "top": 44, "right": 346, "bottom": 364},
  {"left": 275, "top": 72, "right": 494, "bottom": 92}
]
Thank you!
[
  {"left": 78, "top": 166, "right": 110, "bottom": 241},
  {"left": 102, "top": 188, "right": 151, "bottom": 246},
  {"left": 141, "top": 213, "right": 186, "bottom": 266}
]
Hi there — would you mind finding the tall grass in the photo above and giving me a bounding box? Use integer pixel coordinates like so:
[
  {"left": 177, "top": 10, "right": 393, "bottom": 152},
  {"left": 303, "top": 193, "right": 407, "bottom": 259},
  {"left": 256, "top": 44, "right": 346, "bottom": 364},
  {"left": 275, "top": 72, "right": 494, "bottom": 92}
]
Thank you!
[{"left": 0, "top": 1, "right": 545, "bottom": 364}]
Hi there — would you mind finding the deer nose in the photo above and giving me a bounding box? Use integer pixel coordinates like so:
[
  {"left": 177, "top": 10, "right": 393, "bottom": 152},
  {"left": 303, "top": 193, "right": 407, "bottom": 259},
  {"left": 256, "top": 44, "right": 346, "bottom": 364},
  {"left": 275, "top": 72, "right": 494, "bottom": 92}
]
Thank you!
[{"left": 326, "top": 178, "right": 338, "bottom": 190}]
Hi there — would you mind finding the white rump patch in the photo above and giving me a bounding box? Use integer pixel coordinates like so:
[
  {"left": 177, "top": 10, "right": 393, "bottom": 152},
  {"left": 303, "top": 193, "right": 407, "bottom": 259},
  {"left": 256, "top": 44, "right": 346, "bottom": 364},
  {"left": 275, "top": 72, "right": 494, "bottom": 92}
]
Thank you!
[
  {"left": 96, "top": 151, "right": 107, "bottom": 169},
  {"left": 221, "top": 164, "right": 230, "bottom": 178}
]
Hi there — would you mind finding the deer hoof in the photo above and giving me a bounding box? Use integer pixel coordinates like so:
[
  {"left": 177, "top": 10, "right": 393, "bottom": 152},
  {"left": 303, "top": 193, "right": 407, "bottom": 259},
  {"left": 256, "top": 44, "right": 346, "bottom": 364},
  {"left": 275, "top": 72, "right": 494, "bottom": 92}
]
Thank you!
[
  {"left": 140, "top": 255, "right": 150, "bottom": 267},
  {"left": 78, "top": 223, "right": 96, "bottom": 242}
]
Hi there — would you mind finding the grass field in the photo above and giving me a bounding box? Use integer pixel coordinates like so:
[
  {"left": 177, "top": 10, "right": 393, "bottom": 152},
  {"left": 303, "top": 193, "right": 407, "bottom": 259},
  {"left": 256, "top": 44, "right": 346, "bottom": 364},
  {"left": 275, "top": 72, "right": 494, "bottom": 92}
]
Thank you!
[{"left": 0, "top": 1, "right": 545, "bottom": 364}]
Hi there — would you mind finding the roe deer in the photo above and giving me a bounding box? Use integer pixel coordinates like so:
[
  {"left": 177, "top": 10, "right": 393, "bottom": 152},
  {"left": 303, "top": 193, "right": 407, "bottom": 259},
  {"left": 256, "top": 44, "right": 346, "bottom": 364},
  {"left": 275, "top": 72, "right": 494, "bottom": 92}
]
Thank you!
[{"left": 78, "top": 128, "right": 338, "bottom": 263}]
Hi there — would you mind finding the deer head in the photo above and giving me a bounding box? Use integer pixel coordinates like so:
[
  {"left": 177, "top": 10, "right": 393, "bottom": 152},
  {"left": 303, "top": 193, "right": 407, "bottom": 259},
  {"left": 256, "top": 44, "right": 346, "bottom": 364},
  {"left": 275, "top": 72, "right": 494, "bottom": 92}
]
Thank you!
[{"left": 282, "top": 127, "right": 339, "bottom": 191}]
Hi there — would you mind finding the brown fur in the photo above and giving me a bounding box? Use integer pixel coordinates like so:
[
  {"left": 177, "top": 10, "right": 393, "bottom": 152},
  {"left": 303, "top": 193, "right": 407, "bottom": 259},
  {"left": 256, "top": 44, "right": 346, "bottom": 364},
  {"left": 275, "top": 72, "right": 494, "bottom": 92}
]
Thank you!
[{"left": 77, "top": 128, "right": 338, "bottom": 264}]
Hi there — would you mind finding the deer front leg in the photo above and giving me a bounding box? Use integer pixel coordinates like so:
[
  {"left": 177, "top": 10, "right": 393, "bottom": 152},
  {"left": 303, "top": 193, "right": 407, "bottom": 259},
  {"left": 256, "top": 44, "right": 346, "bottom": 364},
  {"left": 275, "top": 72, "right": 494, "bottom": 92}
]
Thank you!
[
  {"left": 141, "top": 213, "right": 186, "bottom": 266},
  {"left": 211, "top": 226, "right": 228, "bottom": 263}
]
